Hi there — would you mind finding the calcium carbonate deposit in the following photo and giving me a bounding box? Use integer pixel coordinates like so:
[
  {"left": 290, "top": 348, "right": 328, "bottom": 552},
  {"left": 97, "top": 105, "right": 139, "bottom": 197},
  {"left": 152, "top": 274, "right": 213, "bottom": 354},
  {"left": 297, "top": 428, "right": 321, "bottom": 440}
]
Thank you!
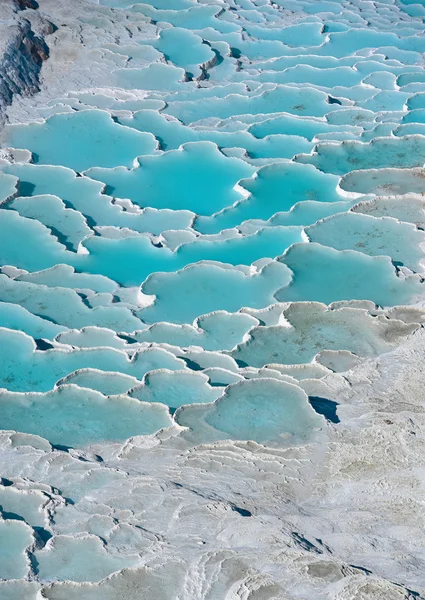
[{"left": 0, "top": 0, "right": 425, "bottom": 597}]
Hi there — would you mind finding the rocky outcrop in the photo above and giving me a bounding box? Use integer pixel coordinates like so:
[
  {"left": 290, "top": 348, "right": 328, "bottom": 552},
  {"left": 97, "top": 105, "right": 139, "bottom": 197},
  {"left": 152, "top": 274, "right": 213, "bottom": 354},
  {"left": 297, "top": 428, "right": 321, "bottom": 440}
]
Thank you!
[
  {"left": 0, "top": 2, "right": 49, "bottom": 122},
  {"left": 13, "top": 0, "right": 40, "bottom": 9}
]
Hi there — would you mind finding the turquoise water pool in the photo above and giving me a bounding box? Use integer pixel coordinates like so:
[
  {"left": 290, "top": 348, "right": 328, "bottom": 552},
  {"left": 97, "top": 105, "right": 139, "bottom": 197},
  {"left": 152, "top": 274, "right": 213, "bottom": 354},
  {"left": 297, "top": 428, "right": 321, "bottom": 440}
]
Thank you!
[{"left": 2, "top": 0, "right": 425, "bottom": 452}]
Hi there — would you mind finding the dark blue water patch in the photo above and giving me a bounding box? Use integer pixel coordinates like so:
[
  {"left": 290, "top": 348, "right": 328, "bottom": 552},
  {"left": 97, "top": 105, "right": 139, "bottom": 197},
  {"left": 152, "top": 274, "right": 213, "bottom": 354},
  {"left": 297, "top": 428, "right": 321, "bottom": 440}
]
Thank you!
[
  {"left": 153, "top": 134, "right": 167, "bottom": 151},
  {"left": 403, "top": 587, "right": 424, "bottom": 599},
  {"left": 181, "top": 357, "right": 203, "bottom": 371},
  {"left": 0, "top": 478, "right": 13, "bottom": 487},
  {"left": 117, "top": 333, "right": 138, "bottom": 344},
  {"left": 0, "top": 507, "right": 25, "bottom": 521},
  {"left": 47, "top": 224, "right": 76, "bottom": 251},
  {"left": 16, "top": 180, "right": 36, "bottom": 196},
  {"left": 28, "top": 551, "right": 40, "bottom": 576},
  {"left": 34, "top": 526, "right": 53, "bottom": 548},
  {"left": 35, "top": 338, "right": 54, "bottom": 351},
  {"left": 103, "top": 184, "right": 116, "bottom": 197},
  {"left": 234, "top": 358, "right": 249, "bottom": 368},
  {"left": 309, "top": 396, "right": 340, "bottom": 423},
  {"left": 76, "top": 292, "right": 92, "bottom": 309},
  {"left": 327, "top": 95, "right": 342, "bottom": 105},
  {"left": 231, "top": 505, "right": 252, "bottom": 517},
  {"left": 51, "top": 443, "right": 73, "bottom": 452}
]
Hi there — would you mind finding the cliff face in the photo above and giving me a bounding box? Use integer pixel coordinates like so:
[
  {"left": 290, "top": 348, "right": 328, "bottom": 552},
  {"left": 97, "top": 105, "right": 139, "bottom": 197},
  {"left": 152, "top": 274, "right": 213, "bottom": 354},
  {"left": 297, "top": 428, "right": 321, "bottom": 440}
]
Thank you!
[{"left": 0, "top": 1, "right": 50, "bottom": 122}]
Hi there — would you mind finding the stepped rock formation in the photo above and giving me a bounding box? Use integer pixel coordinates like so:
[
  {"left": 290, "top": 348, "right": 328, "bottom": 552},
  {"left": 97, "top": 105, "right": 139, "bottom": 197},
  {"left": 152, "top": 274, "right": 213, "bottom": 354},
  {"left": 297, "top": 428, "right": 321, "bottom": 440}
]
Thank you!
[{"left": 0, "top": 1, "right": 425, "bottom": 598}]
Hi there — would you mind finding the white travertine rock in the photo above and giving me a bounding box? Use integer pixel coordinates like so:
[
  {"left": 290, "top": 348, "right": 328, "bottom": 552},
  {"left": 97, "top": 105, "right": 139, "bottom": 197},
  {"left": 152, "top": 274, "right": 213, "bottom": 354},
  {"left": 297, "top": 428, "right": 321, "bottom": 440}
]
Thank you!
[{"left": 1, "top": 0, "right": 425, "bottom": 598}]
